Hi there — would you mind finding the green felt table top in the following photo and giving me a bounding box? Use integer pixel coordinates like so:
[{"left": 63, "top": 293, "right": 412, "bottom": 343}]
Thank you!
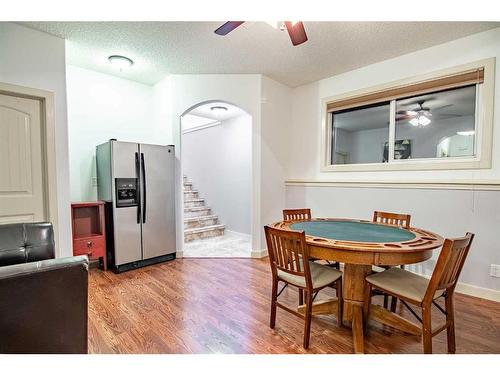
[{"left": 290, "top": 220, "right": 416, "bottom": 243}]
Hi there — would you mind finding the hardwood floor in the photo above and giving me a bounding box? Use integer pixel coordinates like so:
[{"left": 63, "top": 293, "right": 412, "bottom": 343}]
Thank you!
[{"left": 88, "top": 258, "right": 500, "bottom": 354}]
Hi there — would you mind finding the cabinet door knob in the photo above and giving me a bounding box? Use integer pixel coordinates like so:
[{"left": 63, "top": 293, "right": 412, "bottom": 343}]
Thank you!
[{"left": 87, "top": 241, "right": 93, "bottom": 248}]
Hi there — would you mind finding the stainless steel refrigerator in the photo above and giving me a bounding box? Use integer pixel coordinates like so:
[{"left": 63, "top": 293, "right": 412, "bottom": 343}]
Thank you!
[{"left": 96, "top": 140, "right": 176, "bottom": 272}]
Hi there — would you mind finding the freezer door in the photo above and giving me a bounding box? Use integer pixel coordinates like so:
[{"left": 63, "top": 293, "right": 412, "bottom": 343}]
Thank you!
[
  {"left": 140, "top": 144, "right": 176, "bottom": 259},
  {"left": 111, "top": 141, "right": 143, "bottom": 266}
]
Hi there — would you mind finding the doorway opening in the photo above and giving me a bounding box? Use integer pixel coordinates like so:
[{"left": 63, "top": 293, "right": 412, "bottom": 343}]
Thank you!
[{"left": 180, "top": 101, "right": 252, "bottom": 257}]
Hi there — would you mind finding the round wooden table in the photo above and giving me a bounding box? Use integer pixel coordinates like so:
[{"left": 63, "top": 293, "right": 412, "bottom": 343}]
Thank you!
[{"left": 271, "top": 218, "right": 444, "bottom": 353}]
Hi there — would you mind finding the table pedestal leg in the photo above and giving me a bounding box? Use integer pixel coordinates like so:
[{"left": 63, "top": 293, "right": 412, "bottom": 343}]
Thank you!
[{"left": 343, "top": 264, "right": 372, "bottom": 354}]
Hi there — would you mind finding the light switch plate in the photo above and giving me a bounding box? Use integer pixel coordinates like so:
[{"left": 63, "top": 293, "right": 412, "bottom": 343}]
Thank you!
[
  {"left": 490, "top": 264, "right": 500, "bottom": 278},
  {"left": 91, "top": 177, "right": 98, "bottom": 187}
]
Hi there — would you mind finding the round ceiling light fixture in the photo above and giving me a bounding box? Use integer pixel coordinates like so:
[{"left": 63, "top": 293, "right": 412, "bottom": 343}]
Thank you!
[
  {"left": 210, "top": 105, "right": 228, "bottom": 117},
  {"left": 108, "top": 55, "right": 134, "bottom": 71}
]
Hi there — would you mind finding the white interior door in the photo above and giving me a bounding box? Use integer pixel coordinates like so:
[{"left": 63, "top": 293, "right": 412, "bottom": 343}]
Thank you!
[{"left": 0, "top": 93, "right": 46, "bottom": 224}]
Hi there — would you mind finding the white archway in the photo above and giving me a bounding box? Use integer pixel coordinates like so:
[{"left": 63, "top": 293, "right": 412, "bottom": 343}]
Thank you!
[{"left": 178, "top": 100, "right": 254, "bottom": 257}]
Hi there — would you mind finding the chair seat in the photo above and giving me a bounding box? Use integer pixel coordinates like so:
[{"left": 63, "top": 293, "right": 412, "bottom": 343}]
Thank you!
[
  {"left": 366, "top": 267, "right": 444, "bottom": 303},
  {"left": 278, "top": 261, "right": 342, "bottom": 289}
]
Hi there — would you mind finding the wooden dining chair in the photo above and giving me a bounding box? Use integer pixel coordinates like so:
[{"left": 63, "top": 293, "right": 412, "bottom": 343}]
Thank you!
[
  {"left": 372, "top": 210, "right": 412, "bottom": 312},
  {"left": 364, "top": 233, "right": 474, "bottom": 354},
  {"left": 283, "top": 208, "right": 312, "bottom": 221},
  {"left": 373, "top": 210, "right": 411, "bottom": 228},
  {"left": 264, "top": 225, "right": 343, "bottom": 349},
  {"left": 283, "top": 209, "right": 340, "bottom": 272}
]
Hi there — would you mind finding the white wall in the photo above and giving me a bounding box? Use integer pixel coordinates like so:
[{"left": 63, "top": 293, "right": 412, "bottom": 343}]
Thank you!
[
  {"left": 154, "top": 74, "right": 262, "bottom": 252},
  {"left": 65, "top": 69, "right": 292, "bottom": 252},
  {"left": 260, "top": 76, "right": 292, "bottom": 246},
  {"left": 182, "top": 114, "right": 252, "bottom": 234},
  {"left": 66, "top": 65, "right": 170, "bottom": 201},
  {"left": 349, "top": 127, "right": 386, "bottom": 164},
  {"left": 66, "top": 71, "right": 292, "bottom": 253},
  {"left": 0, "top": 23, "right": 72, "bottom": 256},
  {"left": 137, "top": 74, "right": 293, "bottom": 252},
  {"left": 152, "top": 75, "right": 173, "bottom": 145},
  {"left": 332, "top": 128, "right": 353, "bottom": 164},
  {"left": 286, "top": 27, "right": 500, "bottom": 295}
]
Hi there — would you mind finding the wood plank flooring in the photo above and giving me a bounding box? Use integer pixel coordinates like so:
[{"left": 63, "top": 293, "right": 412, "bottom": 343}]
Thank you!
[{"left": 88, "top": 258, "right": 500, "bottom": 354}]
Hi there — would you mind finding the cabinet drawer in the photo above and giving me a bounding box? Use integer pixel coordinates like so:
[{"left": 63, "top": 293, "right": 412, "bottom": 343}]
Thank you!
[{"left": 73, "top": 236, "right": 105, "bottom": 257}]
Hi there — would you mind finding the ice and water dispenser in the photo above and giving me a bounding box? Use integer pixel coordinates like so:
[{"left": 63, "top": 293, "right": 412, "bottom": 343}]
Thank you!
[{"left": 115, "top": 178, "right": 138, "bottom": 208}]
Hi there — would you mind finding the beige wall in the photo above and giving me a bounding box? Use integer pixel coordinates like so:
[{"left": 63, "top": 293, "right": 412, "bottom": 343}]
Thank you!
[{"left": 288, "top": 27, "right": 500, "bottom": 182}]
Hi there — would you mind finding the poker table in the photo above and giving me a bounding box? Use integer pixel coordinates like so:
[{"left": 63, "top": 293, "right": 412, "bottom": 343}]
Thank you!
[{"left": 271, "top": 218, "right": 444, "bottom": 353}]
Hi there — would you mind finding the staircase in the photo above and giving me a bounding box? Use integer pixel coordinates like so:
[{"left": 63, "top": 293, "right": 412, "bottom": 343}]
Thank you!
[{"left": 183, "top": 175, "right": 225, "bottom": 242}]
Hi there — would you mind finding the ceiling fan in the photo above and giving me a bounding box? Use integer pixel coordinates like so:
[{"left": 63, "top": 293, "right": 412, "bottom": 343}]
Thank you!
[
  {"left": 396, "top": 99, "right": 459, "bottom": 127},
  {"left": 214, "top": 21, "right": 308, "bottom": 46}
]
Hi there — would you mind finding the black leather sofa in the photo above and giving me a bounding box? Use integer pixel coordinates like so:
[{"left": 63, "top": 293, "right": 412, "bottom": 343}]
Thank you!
[{"left": 0, "top": 222, "right": 89, "bottom": 353}]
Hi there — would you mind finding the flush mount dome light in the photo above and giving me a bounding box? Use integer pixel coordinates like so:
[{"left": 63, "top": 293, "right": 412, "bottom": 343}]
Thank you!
[
  {"left": 108, "top": 55, "right": 134, "bottom": 70},
  {"left": 210, "top": 106, "right": 228, "bottom": 116}
]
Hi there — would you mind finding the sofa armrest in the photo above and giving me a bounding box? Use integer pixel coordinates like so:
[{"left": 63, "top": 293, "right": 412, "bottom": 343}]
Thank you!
[
  {"left": 0, "top": 256, "right": 89, "bottom": 353},
  {"left": 0, "top": 255, "right": 88, "bottom": 280}
]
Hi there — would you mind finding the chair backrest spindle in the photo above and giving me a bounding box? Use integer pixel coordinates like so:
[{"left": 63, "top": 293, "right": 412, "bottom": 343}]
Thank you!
[
  {"left": 373, "top": 211, "right": 411, "bottom": 228},
  {"left": 264, "top": 226, "right": 312, "bottom": 286},
  {"left": 283, "top": 208, "right": 312, "bottom": 222}
]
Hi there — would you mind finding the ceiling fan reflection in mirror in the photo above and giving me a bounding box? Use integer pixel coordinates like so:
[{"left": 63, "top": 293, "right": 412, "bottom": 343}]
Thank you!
[{"left": 214, "top": 21, "right": 308, "bottom": 46}]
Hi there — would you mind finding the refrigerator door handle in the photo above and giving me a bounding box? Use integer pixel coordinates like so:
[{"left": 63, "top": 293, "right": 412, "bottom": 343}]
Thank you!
[
  {"left": 135, "top": 152, "right": 141, "bottom": 224},
  {"left": 141, "top": 152, "right": 147, "bottom": 224}
]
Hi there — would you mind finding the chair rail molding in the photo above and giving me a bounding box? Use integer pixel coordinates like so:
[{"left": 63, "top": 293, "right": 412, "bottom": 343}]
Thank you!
[{"left": 285, "top": 179, "right": 500, "bottom": 191}]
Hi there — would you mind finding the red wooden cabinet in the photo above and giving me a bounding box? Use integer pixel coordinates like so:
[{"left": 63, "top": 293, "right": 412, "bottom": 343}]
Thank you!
[{"left": 71, "top": 201, "right": 107, "bottom": 271}]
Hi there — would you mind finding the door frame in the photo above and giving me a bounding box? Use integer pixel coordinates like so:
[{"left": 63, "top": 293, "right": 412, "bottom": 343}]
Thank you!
[{"left": 0, "top": 81, "right": 60, "bottom": 254}]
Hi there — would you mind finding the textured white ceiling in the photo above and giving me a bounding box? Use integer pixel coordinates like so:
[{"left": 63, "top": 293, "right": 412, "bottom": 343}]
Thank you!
[{"left": 21, "top": 21, "right": 499, "bottom": 87}]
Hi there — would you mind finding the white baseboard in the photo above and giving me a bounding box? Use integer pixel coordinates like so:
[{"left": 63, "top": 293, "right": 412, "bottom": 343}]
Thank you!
[
  {"left": 406, "top": 264, "right": 500, "bottom": 302},
  {"left": 251, "top": 248, "right": 268, "bottom": 258},
  {"left": 454, "top": 281, "right": 500, "bottom": 302},
  {"left": 411, "top": 270, "right": 500, "bottom": 302},
  {"left": 225, "top": 230, "right": 252, "bottom": 241},
  {"left": 176, "top": 251, "right": 184, "bottom": 258}
]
